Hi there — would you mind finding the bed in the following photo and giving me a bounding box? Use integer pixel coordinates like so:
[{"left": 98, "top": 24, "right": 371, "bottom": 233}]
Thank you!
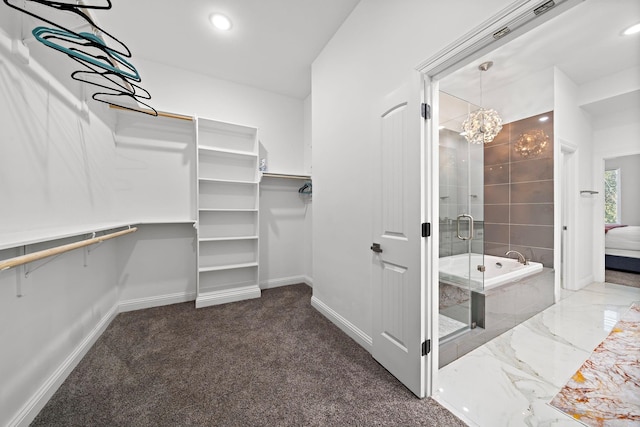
[{"left": 605, "top": 225, "right": 640, "bottom": 273}]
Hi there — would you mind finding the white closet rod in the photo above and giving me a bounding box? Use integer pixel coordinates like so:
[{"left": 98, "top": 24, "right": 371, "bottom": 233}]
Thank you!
[{"left": 0, "top": 227, "right": 137, "bottom": 271}]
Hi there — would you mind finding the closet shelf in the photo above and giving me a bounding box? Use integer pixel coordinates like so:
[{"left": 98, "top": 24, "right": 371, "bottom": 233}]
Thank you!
[
  {"left": 199, "top": 236, "right": 258, "bottom": 242},
  {"left": 134, "top": 219, "right": 196, "bottom": 225},
  {"left": 0, "top": 221, "right": 133, "bottom": 251},
  {"left": 197, "top": 146, "right": 258, "bottom": 158},
  {"left": 198, "top": 178, "right": 258, "bottom": 185},
  {"left": 199, "top": 262, "right": 258, "bottom": 273}
]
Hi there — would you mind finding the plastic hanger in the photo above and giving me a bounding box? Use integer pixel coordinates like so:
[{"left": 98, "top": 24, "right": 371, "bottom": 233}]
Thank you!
[
  {"left": 26, "top": 0, "right": 112, "bottom": 9},
  {"left": 65, "top": 45, "right": 156, "bottom": 115},
  {"left": 6, "top": 0, "right": 157, "bottom": 116},
  {"left": 91, "top": 91, "right": 158, "bottom": 116},
  {"left": 3, "top": 0, "right": 132, "bottom": 58},
  {"left": 32, "top": 27, "right": 140, "bottom": 80},
  {"left": 298, "top": 182, "right": 312, "bottom": 194}
]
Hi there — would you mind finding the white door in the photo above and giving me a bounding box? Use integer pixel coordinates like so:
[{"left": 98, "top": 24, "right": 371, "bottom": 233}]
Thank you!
[{"left": 371, "top": 75, "right": 425, "bottom": 397}]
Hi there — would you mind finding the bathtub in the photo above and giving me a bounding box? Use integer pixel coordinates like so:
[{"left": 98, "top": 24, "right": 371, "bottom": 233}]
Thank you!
[{"left": 439, "top": 253, "right": 543, "bottom": 291}]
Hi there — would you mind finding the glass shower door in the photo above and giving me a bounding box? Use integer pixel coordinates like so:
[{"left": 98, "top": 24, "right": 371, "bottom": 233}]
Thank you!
[{"left": 438, "top": 92, "right": 484, "bottom": 342}]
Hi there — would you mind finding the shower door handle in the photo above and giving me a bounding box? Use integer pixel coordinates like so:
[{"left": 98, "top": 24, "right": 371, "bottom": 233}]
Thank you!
[{"left": 456, "top": 214, "right": 474, "bottom": 241}]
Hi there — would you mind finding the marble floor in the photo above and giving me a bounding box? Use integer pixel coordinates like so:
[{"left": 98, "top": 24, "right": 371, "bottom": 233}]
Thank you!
[{"left": 433, "top": 282, "right": 640, "bottom": 426}]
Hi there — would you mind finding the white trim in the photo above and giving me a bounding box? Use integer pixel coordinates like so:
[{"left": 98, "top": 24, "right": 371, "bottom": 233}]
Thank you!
[
  {"left": 310, "top": 296, "right": 373, "bottom": 350},
  {"left": 577, "top": 274, "right": 594, "bottom": 289},
  {"left": 259, "top": 275, "right": 311, "bottom": 290},
  {"left": 8, "top": 303, "right": 119, "bottom": 427},
  {"left": 118, "top": 291, "right": 197, "bottom": 313},
  {"left": 425, "top": 76, "right": 440, "bottom": 395},
  {"left": 195, "top": 285, "right": 261, "bottom": 308},
  {"left": 416, "top": 0, "right": 583, "bottom": 78}
]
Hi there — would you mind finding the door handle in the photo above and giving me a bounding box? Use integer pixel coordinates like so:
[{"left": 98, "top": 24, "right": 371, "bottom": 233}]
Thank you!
[
  {"left": 456, "top": 214, "right": 474, "bottom": 241},
  {"left": 370, "top": 243, "right": 383, "bottom": 253}
]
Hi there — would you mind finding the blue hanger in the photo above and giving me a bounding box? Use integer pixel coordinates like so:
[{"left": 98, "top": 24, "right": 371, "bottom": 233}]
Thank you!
[{"left": 33, "top": 27, "right": 140, "bottom": 81}]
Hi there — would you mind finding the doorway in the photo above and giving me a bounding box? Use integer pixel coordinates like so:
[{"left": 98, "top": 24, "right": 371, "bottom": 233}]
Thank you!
[{"left": 419, "top": 0, "right": 589, "bottom": 394}]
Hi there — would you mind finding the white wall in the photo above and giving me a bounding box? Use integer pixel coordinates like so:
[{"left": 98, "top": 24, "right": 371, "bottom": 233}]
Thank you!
[
  {"left": 311, "top": 0, "right": 514, "bottom": 341},
  {"left": 259, "top": 178, "right": 312, "bottom": 288},
  {"left": 117, "top": 224, "right": 197, "bottom": 311},
  {"left": 553, "top": 68, "right": 595, "bottom": 289},
  {"left": 0, "top": 45, "right": 117, "bottom": 232},
  {"left": 0, "top": 32, "right": 121, "bottom": 426},
  {"left": 133, "top": 58, "right": 306, "bottom": 176},
  {"left": 605, "top": 154, "right": 640, "bottom": 225}
]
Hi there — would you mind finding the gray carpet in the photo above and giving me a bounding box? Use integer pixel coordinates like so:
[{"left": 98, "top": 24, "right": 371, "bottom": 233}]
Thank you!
[
  {"left": 605, "top": 269, "right": 640, "bottom": 288},
  {"left": 31, "top": 284, "right": 465, "bottom": 426}
]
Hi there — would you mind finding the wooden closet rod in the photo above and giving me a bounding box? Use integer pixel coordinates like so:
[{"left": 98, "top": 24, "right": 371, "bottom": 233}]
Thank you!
[
  {"left": 0, "top": 227, "right": 137, "bottom": 271},
  {"left": 109, "top": 105, "right": 193, "bottom": 121}
]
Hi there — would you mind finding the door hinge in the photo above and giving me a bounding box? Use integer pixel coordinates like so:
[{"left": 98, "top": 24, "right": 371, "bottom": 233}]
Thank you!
[
  {"left": 421, "top": 103, "right": 431, "bottom": 119},
  {"left": 421, "top": 222, "right": 431, "bottom": 238},
  {"left": 422, "top": 339, "right": 431, "bottom": 356}
]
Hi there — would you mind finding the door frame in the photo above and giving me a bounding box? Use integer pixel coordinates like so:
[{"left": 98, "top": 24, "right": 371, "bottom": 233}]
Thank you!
[
  {"left": 559, "top": 140, "right": 578, "bottom": 293},
  {"left": 416, "top": 0, "right": 583, "bottom": 396},
  {"left": 593, "top": 148, "right": 640, "bottom": 282}
]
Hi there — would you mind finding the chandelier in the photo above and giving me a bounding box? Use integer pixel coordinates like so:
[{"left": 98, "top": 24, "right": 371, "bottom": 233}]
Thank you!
[
  {"left": 515, "top": 130, "right": 549, "bottom": 158},
  {"left": 461, "top": 61, "right": 503, "bottom": 144}
]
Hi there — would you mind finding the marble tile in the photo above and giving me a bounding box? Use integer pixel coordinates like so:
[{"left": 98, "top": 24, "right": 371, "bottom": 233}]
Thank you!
[
  {"left": 435, "top": 282, "right": 640, "bottom": 427},
  {"left": 435, "top": 346, "right": 569, "bottom": 426}
]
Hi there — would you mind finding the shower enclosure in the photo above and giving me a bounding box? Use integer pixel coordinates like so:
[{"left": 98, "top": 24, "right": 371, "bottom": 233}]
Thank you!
[
  {"left": 438, "top": 92, "right": 484, "bottom": 341},
  {"left": 437, "top": 92, "right": 554, "bottom": 368}
]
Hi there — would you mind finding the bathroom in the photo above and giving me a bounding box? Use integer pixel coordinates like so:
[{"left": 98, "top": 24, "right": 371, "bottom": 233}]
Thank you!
[{"left": 437, "top": 88, "right": 556, "bottom": 367}]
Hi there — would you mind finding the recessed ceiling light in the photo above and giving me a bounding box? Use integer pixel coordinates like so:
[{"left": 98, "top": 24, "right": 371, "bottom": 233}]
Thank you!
[
  {"left": 539, "top": 116, "right": 549, "bottom": 122},
  {"left": 210, "top": 13, "right": 232, "bottom": 31},
  {"left": 623, "top": 22, "right": 640, "bottom": 36}
]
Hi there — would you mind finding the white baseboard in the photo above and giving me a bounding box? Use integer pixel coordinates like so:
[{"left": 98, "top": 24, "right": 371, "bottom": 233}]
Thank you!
[
  {"left": 260, "top": 275, "right": 313, "bottom": 289},
  {"left": 577, "top": 274, "right": 594, "bottom": 289},
  {"left": 195, "top": 285, "right": 261, "bottom": 308},
  {"left": 10, "top": 303, "right": 119, "bottom": 427},
  {"left": 119, "top": 291, "right": 196, "bottom": 313},
  {"left": 310, "top": 295, "right": 372, "bottom": 350}
]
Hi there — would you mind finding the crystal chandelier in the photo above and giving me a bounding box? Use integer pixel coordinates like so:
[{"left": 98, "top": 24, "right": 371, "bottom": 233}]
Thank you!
[
  {"left": 514, "top": 129, "right": 549, "bottom": 158},
  {"left": 461, "top": 61, "right": 503, "bottom": 144}
]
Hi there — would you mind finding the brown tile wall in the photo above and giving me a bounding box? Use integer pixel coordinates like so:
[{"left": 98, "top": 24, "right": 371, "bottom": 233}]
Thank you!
[{"left": 483, "top": 112, "right": 554, "bottom": 267}]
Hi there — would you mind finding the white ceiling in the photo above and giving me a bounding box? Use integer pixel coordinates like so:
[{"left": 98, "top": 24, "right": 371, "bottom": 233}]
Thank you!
[
  {"left": 440, "top": 0, "right": 640, "bottom": 121},
  {"left": 1, "top": 0, "right": 638, "bottom": 104},
  {"left": 92, "top": 0, "right": 361, "bottom": 99}
]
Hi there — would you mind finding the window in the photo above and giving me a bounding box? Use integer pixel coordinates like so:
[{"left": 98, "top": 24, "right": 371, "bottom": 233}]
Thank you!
[{"left": 604, "top": 169, "right": 620, "bottom": 223}]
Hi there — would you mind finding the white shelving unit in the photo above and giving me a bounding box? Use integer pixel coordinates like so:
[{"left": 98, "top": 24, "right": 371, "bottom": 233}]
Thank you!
[{"left": 195, "top": 118, "right": 261, "bottom": 308}]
